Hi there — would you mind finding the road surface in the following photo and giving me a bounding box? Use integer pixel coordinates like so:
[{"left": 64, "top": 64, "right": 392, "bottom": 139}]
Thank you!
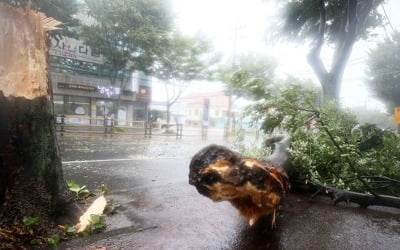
[{"left": 59, "top": 136, "right": 400, "bottom": 250}]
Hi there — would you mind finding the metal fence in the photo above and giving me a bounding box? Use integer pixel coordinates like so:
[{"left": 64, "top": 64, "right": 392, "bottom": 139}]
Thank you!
[
  {"left": 55, "top": 114, "right": 184, "bottom": 138},
  {"left": 54, "top": 114, "right": 259, "bottom": 141}
]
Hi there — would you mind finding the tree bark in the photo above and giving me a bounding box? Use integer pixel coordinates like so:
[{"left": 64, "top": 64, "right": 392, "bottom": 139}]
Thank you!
[
  {"left": 225, "top": 93, "right": 233, "bottom": 138},
  {"left": 0, "top": 95, "right": 69, "bottom": 207},
  {"left": 0, "top": 3, "right": 70, "bottom": 222},
  {"left": 164, "top": 80, "right": 189, "bottom": 127},
  {"left": 291, "top": 181, "right": 400, "bottom": 209}
]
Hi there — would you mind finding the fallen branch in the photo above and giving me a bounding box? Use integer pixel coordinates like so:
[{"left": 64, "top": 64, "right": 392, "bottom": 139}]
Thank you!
[
  {"left": 291, "top": 181, "right": 400, "bottom": 209},
  {"left": 361, "top": 176, "right": 400, "bottom": 185}
]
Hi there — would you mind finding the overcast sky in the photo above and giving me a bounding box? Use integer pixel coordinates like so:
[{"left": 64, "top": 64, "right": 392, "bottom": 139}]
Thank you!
[{"left": 152, "top": 0, "right": 400, "bottom": 111}]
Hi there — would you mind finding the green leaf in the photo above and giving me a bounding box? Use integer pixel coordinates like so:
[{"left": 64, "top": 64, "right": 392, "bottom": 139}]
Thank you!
[
  {"left": 46, "top": 234, "right": 60, "bottom": 246},
  {"left": 98, "top": 184, "right": 109, "bottom": 195},
  {"left": 87, "top": 214, "right": 107, "bottom": 233},
  {"left": 89, "top": 214, "right": 101, "bottom": 224},
  {"left": 30, "top": 238, "right": 42, "bottom": 245},
  {"left": 23, "top": 216, "right": 40, "bottom": 227},
  {"left": 67, "top": 180, "right": 90, "bottom": 198},
  {"left": 77, "top": 189, "right": 90, "bottom": 198},
  {"left": 67, "top": 180, "right": 80, "bottom": 192},
  {"left": 63, "top": 225, "right": 77, "bottom": 236}
]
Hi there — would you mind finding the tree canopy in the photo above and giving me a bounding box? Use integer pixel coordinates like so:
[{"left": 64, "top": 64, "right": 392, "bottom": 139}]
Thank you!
[
  {"left": 80, "top": 0, "right": 173, "bottom": 78},
  {"left": 154, "top": 33, "right": 217, "bottom": 124},
  {"left": 155, "top": 33, "right": 216, "bottom": 82},
  {"left": 218, "top": 54, "right": 276, "bottom": 100},
  {"left": 1, "top": 0, "right": 79, "bottom": 22},
  {"left": 279, "top": 0, "right": 385, "bottom": 102},
  {"left": 367, "top": 31, "right": 400, "bottom": 113},
  {"left": 281, "top": 0, "right": 384, "bottom": 42}
]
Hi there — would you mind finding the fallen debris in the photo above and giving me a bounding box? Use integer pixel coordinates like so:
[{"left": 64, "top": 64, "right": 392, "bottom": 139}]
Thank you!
[
  {"left": 189, "top": 143, "right": 290, "bottom": 227},
  {"left": 76, "top": 196, "right": 107, "bottom": 233}
]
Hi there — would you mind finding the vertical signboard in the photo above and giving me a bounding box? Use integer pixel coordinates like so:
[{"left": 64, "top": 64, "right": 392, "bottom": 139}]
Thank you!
[{"left": 395, "top": 107, "right": 400, "bottom": 124}]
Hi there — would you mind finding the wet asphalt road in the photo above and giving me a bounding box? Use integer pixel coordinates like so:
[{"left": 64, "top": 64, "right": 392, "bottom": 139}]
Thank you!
[{"left": 59, "top": 135, "right": 400, "bottom": 250}]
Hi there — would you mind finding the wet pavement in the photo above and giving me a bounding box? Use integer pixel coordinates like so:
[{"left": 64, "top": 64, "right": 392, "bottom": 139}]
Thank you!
[{"left": 58, "top": 135, "right": 400, "bottom": 250}]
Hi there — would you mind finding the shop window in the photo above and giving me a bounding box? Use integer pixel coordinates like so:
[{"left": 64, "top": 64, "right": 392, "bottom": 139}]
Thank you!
[
  {"left": 53, "top": 95, "right": 64, "bottom": 114},
  {"left": 138, "top": 71, "right": 150, "bottom": 86},
  {"left": 65, "top": 96, "right": 90, "bottom": 116},
  {"left": 96, "top": 100, "right": 114, "bottom": 116},
  {"left": 133, "top": 108, "right": 146, "bottom": 121},
  {"left": 117, "top": 106, "right": 127, "bottom": 125}
]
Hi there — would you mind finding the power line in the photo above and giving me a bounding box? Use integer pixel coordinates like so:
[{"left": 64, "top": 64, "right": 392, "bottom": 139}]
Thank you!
[{"left": 381, "top": 3, "right": 396, "bottom": 34}]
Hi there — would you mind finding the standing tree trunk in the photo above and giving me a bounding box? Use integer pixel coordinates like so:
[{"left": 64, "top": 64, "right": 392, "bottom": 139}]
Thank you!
[
  {"left": 166, "top": 103, "right": 172, "bottom": 126},
  {"left": 0, "top": 3, "right": 70, "bottom": 223},
  {"left": 225, "top": 93, "right": 233, "bottom": 138},
  {"left": 308, "top": 0, "right": 373, "bottom": 103},
  {"left": 164, "top": 80, "right": 188, "bottom": 128}
]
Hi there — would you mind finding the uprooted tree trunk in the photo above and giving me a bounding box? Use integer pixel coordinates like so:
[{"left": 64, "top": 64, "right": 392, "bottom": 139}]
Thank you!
[{"left": 0, "top": 3, "right": 72, "bottom": 225}]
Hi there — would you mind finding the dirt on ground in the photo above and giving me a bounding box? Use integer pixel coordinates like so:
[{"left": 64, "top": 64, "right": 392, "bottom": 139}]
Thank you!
[{"left": 0, "top": 181, "right": 59, "bottom": 248}]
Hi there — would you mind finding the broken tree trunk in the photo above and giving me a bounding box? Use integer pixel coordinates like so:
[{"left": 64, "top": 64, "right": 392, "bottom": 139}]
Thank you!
[
  {"left": 291, "top": 180, "right": 400, "bottom": 209},
  {"left": 189, "top": 138, "right": 290, "bottom": 226},
  {"left": 0, "top": 3, "right": 70, "bottom": 223}
]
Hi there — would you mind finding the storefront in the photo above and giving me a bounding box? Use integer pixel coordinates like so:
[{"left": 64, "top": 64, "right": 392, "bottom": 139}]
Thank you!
[{"left": 49, "top": 36, "right": 151, "bottom": 126}]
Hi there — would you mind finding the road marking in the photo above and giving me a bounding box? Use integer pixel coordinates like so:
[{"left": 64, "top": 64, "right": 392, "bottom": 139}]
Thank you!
[
  {"left": 62, "top": 158, "right": 137, "bottom": 164},
  {"left": 62, "top": 157, "right": 188, "bottom": 164}
]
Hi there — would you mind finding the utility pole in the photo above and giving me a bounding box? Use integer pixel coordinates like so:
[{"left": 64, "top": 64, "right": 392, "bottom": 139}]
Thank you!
[{"left": 225, "top": 18, "right": 245, "bottom": 140}]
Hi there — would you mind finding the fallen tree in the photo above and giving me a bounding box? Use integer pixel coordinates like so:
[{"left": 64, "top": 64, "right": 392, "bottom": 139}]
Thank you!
[
  {"left": 253, "top": 131, "right": 400, "bottom": 210},
  {"left": 242, "top": 84, "right": 400, "bottom": 210}
]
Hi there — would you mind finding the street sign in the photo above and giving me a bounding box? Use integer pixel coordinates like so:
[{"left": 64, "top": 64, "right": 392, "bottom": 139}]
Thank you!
[{"left": 395, "top": 107, "right": 400, "bottom": 124}]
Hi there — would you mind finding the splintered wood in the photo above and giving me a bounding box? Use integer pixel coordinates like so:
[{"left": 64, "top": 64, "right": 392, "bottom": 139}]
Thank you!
[
  {"left": 189, "top": 144, "right": 290, "bottom": 226},
  {"left": 0, "top": 3, "right": 60, "bottom": 99},
  {"left": 76, "top": 195, "right": 107, "bottom": 233}
]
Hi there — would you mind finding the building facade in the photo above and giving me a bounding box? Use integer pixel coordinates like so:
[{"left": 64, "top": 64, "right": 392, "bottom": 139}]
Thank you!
[
  {"left": 49, "top": 36, "right": 151, "bottom": 126},
  {"left": 182, "top": 92, "right": 239, "bottom": 127}
]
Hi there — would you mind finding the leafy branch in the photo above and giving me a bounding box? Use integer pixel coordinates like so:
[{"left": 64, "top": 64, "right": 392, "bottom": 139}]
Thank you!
[{"left": 246, "top": 84, "right": 400, "bottom": 207}]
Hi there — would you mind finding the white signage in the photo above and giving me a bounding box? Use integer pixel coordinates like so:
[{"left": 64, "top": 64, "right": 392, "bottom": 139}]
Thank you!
[
  {"left": 75, "top": 106, "right": 85, "bottom": 115},
  {"left": 97, "top": 86, "right": 121, "bottom": 98},
  {"left": 49, "top": 37, "right": 105, "bottom": 64}
]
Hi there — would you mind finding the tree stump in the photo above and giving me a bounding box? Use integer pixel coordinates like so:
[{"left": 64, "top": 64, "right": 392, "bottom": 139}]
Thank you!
[{"left": 0, "top": 3, "right": 70, "bottom": 225}]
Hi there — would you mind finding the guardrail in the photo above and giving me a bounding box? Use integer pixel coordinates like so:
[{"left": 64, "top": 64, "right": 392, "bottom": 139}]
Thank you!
[
  {"left": 54, "top": 114, "right": 185, "bottom": 138},
  {"left": 54, "top": 115, "right": 260, "bottom": 141}
]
